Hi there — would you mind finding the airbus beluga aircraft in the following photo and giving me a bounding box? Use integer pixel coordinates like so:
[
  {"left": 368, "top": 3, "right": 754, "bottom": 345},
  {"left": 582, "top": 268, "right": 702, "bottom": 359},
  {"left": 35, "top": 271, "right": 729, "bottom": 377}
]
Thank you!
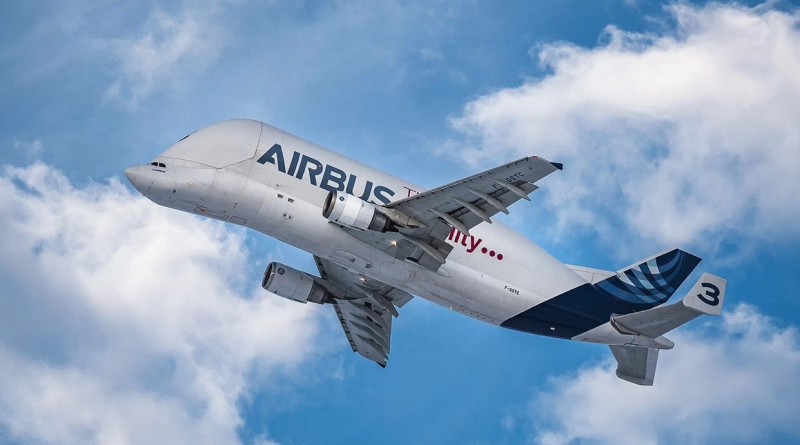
[{"left": 125, "top": 119, "right": 726, "bottom": 386}]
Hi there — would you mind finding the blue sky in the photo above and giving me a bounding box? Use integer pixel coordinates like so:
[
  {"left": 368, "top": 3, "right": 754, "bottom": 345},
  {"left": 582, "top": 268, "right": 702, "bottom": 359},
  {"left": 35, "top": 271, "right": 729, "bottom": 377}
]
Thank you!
[{"left": 1, "top": 1, "right": 800, "bottom": 444}]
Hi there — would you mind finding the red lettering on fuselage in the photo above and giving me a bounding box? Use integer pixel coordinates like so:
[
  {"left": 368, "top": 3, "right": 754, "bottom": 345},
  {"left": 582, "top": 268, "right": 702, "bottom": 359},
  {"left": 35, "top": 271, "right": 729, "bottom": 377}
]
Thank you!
[
  {"left": 447, "top": 228, "right": 504, "bottom": 260},
  {"left": 403, "top": 186, "right": 420, "bottom": 197}
]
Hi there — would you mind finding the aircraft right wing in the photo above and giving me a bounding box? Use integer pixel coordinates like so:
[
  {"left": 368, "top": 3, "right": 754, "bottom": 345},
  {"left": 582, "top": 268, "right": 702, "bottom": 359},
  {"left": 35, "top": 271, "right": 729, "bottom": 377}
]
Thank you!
[
  {"left": 336, "top": 156, "right": 561, "bottom": 271},
  {"left": 387, "top": 156, "right": 560, "bottom": 234}
]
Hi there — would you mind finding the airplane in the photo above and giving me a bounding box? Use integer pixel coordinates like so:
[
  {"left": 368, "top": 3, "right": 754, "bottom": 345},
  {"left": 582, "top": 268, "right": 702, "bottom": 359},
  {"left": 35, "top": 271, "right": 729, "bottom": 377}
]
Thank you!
[{"left": 124, "top": 119, "right": 727, "bottom": 386}]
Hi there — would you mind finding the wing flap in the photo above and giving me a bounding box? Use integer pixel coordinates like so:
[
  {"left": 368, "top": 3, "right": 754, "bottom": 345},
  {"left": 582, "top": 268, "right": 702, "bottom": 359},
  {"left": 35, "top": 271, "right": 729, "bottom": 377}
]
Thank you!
[
  {"left": 316, "top": 256, "right": 411, "bottom": 367},
  {"left": 334, "top": 299, "right": 393, "bottom": 366}
]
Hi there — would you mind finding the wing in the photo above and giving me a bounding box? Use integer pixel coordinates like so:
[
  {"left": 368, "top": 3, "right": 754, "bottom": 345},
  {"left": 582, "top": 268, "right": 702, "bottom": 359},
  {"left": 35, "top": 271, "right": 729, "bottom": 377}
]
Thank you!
[
  {"left": 314, "top": 256, "right": 413, "bottom": 367},
  {"left": 343, "top": 156, "right": 561, "bottom": 270}
]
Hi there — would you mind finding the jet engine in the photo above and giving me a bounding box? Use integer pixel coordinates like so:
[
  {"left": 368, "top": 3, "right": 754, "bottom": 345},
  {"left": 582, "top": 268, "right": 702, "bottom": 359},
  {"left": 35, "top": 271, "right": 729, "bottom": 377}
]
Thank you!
[
  {"left": 262, "top": 262, "right": 328, "bottom": 304},
  {"left": 322, "top": 190, "right": 393, "bottom": 232}
]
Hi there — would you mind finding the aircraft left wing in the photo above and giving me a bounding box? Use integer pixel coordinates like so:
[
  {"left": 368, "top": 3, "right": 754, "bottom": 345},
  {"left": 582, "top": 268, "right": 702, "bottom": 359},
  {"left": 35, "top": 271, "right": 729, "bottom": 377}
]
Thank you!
[{"left": 314, "top": 256, "right": 413, "bottom": 367}]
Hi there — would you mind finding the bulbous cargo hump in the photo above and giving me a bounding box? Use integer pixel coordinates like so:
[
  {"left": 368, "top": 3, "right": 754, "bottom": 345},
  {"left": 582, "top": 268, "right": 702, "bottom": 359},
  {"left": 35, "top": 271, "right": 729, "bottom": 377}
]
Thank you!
[{"left": 160, "top": 119, "right": 263, "bottom": 168}]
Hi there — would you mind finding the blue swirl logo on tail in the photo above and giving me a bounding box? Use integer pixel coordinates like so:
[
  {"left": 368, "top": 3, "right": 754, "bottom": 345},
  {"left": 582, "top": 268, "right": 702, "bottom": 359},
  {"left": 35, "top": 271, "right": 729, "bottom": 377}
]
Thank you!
[{"left": 595, "top": 249, "right": 701, "bottom": 306}]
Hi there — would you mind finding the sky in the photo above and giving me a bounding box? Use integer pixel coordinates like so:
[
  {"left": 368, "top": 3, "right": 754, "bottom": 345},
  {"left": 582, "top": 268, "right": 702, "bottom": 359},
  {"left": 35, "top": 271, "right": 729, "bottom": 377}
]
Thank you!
[{"left": 1, "top": 1, "right": 800, "bottom": 444}]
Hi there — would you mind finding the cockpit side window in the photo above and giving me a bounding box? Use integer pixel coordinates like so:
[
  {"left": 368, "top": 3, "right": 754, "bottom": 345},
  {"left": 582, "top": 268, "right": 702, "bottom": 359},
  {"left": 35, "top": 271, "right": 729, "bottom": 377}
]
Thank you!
[{"left": 158, "top": 163, "right": 166, "bottom": 168}]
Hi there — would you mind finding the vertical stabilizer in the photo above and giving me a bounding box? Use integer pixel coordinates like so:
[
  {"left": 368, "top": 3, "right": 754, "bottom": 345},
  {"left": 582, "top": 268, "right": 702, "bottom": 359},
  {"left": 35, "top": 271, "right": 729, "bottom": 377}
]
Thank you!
[
  {"left": 594, "top": 248, "right": 701, "bottom": 310},
  {"left": 610, "top": 345, "right": 659, "bottom": 386}
]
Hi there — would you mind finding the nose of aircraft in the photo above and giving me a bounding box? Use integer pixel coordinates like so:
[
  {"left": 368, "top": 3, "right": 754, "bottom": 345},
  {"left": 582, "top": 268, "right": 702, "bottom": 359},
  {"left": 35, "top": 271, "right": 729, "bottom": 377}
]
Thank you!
[{"left": 124, "top": 166, "right": 139, "bottom": 186}]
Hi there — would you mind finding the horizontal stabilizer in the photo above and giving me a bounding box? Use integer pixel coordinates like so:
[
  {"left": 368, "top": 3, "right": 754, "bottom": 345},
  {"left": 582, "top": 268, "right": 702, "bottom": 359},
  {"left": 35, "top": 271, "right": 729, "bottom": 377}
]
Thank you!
[
  {"left": 610, "top": 345, "right": 659, "bottom": 386},
  {"left": 608, "top": 273, "right": 726, "bottom": 386},
  {"left": 611, "top": 273, "right": 727, "bottom": 340}
]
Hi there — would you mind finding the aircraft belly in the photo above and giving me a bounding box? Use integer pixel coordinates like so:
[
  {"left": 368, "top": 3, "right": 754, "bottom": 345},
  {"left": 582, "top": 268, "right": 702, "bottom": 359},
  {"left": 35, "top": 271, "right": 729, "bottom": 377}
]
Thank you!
[
  {"left": 200, "top": 184, "right": 593, "bottom": 335},
  {"left": 378, "top": 261, "right": 412, "bottom": 282},
  {"left": 242, "top": 197, "right": 585, "bottom": 328},
  {"left": 405, "top": 261, "right": 546, "bottom": 324},
  {"left": 237, "top": 195, "right": 526, "bottom": 325}
]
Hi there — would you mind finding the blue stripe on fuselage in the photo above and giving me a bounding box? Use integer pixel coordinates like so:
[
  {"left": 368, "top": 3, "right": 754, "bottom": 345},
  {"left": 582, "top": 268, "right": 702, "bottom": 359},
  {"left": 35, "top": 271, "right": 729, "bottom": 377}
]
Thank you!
[
  {"left": 500, "top": 283, "right": 649, "bottom": 339},
  {"left": 502, "top": 250, "right": 701, "bottom": 338}
]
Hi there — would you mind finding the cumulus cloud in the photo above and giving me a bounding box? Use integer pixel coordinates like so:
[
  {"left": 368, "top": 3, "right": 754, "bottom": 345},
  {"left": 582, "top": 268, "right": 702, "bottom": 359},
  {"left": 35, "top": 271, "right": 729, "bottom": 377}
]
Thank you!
[
  {"left": 104, "top": 4, "right": 227, "bottom": 106},
  {"left": 449, "top": 3, "right": 800, "bottom": 253},
  {"left": 528, "top": 304, "right": 800, "bottom": 445},
  {"left": 0, "top": 164, "right": 323, "bottom": 444}
]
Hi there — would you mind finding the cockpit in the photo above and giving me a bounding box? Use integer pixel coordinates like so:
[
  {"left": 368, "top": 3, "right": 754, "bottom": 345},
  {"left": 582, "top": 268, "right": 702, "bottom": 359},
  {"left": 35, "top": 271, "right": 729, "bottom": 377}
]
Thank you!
[{"left": 150, "top": 162, "right": 167, "bottom": 168}]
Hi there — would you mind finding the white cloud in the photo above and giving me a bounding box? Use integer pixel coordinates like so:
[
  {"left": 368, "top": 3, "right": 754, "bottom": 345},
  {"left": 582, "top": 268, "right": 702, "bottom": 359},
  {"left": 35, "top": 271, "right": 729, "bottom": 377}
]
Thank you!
[
  {"left": 0, "top": 163, "right": 324, "bottom": 444},
  {"left": 528, "top": 304, "right": 800, "bottom": 445},
  {"left": 104, "top": 4, "right": 227, "bottom": 106},
  {"left": 449, "top": 3, "right": 800, "bottom": 253}
]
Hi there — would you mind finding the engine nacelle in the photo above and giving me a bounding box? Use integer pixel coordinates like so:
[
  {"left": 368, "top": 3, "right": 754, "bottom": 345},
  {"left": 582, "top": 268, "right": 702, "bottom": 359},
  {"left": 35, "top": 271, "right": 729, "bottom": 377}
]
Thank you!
[
  {"left": 262, "top": 262, "right": 327, "bottom": 304},
  {"left": 322, "top": 190, "right": 393, "bottom": 232}
]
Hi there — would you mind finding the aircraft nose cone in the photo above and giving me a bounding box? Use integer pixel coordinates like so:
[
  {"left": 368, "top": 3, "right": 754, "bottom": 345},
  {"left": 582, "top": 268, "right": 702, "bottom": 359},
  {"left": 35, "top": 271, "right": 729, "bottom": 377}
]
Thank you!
[{"left": 124, "top": 166, "right": 139, "bottom": 186}]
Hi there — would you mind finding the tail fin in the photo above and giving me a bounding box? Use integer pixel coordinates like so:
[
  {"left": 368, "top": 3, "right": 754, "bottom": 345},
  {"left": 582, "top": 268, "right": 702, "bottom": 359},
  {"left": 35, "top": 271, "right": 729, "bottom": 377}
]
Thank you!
[
  {"left": 594, "top": 248, "right": 701, "bottom": 309},
  {"left": 609, "top": 273, "right": 727, "bottom": 386}
]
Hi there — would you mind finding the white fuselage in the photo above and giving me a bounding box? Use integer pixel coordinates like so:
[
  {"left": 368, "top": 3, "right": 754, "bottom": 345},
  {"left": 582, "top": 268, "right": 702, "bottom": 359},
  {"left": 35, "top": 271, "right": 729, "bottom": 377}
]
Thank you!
[
  {"left": 125, "top": 120, "right": 589, "bottom": 331},
  {"left": 125, "top": 119, "right": 723, "bottom": 386}
]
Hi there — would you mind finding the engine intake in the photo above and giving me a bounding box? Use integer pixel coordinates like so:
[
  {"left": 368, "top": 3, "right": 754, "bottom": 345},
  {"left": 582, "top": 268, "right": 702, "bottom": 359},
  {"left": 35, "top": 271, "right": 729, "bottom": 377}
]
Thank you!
[
  {"left": 322, "top": 190, "right": 393, "bottom": 232},
  {"left": 262, "top": 262, "right": 327, "bottom": 304}
]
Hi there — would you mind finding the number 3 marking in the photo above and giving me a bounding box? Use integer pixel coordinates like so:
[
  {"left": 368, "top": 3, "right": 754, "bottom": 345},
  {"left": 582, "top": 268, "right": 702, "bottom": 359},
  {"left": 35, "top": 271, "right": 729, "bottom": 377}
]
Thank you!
[{"left": 697, "top": 282, "right": 720, "bottom": 306}]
